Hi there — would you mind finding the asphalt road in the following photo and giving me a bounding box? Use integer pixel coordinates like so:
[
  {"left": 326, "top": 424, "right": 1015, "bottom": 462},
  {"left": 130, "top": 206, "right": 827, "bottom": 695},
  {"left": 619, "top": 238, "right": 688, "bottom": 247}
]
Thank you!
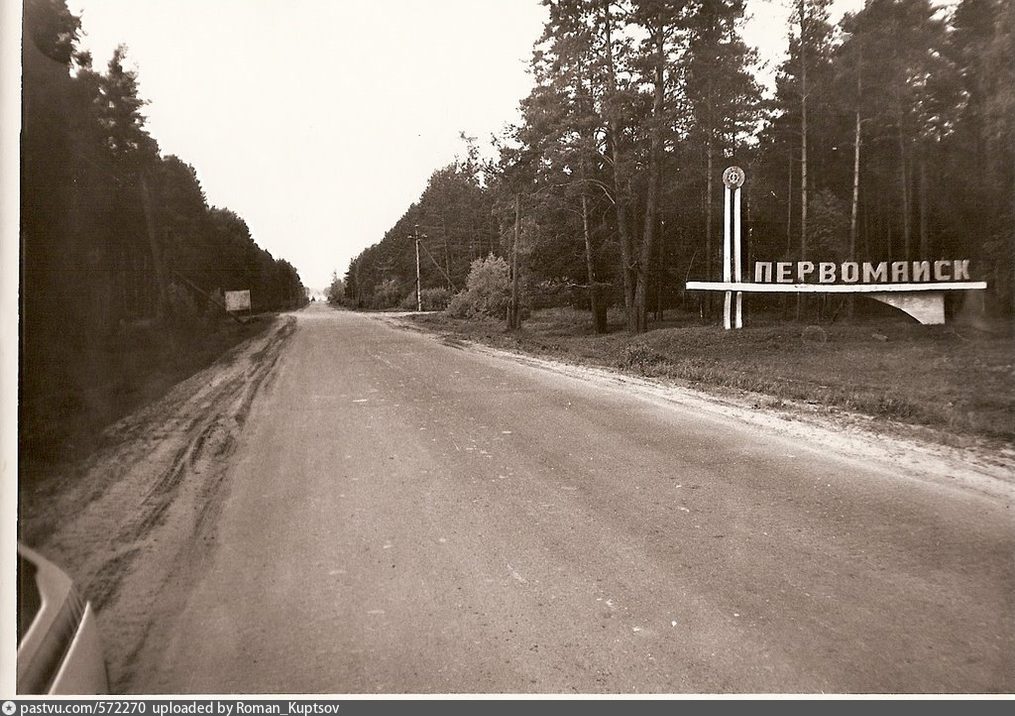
[{"left": 128, "top": 304, "right": 1013, "bottom": 693}]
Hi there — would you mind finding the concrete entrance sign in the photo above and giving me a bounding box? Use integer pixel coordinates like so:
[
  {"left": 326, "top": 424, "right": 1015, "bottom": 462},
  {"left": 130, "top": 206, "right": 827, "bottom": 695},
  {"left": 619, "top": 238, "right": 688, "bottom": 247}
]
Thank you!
[{"left": 686, "top": 168, "right": 987, "bottom": 328}]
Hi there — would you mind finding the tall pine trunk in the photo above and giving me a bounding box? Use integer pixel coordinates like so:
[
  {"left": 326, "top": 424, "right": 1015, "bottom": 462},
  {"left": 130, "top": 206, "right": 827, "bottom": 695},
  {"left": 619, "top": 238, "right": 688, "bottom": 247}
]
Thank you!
[
  {"left": 786, "top": 150, "right": 793, "bottom": 257},
  {"left": 797, "top": 0, "right": 808, "bottom": 320},
  {"left": 919, "top": 155, "right": 928, "bottom": 257},
  {"left": 897, "top": 105, "right": 911, "bottom": 259},
  {"left": 577, "top": 55, "right": 605, "bottom": 334},
  {"left": 849, "top": 49, "right": 862, "bottom": 319},
  {"left": 850, "top": 46, "right": 862, "bottom": 260},
  {"left": 509, "top": 193, "right": 521, "bottom": 329},
  {"left": 581, "top": 189, "right": 605, "bottom": 333},
  {"left": 634, "top": 18, "right": 666, "bottom": 333},
  {"left": 601, "top": 0, "right": 635, "bottom": 328},
  {"left": 706, "top": 138, "right": 714, "bottom": 320}
]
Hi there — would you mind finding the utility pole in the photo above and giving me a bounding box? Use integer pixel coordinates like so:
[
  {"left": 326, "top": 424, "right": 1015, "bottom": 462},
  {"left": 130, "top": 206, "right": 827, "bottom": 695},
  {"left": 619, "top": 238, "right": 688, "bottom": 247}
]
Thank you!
[
  {"left": 412, "top": 224, "right": 424, "bottom": 312},
  {"left": 509, "top": 194, "right": 521, "bottom": 329}
]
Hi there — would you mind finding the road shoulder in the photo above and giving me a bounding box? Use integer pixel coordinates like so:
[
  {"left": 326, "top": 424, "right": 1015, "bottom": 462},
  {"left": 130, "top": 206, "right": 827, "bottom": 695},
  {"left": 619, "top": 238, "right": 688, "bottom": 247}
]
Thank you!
[
  {"left": 380, "top": 312, "right": 1015, "bottom": 504},
  {"left": 19, "top": 314, "right": 298, "bottom": 691}
]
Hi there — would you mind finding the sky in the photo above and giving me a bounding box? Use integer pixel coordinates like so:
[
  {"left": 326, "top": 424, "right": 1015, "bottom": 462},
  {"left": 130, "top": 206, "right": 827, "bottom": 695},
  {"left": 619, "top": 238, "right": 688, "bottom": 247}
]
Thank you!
[{"left": 65, "top": 0, "right": 870, "bottom": 291}]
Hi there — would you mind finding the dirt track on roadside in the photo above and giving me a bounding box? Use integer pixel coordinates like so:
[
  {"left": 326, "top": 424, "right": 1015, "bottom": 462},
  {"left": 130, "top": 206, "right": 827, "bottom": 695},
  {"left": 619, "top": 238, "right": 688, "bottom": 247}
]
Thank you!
[{"left": 20, "top": 315, "right": 296, "bottom": 691}]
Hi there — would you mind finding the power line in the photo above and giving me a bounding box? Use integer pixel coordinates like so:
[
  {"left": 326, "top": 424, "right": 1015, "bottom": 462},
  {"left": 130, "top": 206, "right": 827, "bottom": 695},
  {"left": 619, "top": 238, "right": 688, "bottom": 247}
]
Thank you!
[{"left": 417, "top": 240, "right": 457, "bottom": 291}]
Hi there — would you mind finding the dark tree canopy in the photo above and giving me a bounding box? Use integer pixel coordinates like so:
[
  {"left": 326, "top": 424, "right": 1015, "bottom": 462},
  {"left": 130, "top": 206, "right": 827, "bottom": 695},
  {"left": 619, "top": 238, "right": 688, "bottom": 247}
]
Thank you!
[
  {"left": 21, "top": 0, "right": 308, "bottom": 457},
  {"left": 347, "top": 0, "right": 1012, "bottom": 325}
]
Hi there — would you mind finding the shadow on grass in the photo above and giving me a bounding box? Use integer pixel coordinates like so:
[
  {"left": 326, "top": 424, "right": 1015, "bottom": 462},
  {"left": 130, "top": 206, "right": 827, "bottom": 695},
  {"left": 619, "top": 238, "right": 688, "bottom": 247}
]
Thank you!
[{"left": 19, "top": 315, "right": 279, "bottom": 478}]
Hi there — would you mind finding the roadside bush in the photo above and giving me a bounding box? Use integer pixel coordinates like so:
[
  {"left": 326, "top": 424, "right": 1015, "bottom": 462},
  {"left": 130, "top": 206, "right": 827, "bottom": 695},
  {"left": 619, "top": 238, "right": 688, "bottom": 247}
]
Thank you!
[
  {"left": 370, "top": 279, "right": 403, "bottom": 309},
  {"left": 399, "top": 288, "right": 453, "bottom": 311},
  {"left": 326, "top": 272, "right": 346, "bottom": 306},
  {"left": 445, "top": 254, "right": 511, "bottom": 319},
  {"left": 415, "top": 287, "right": 452, "bottom": 311},
  {"left": 445, "top": 291, "right": 472, "bottom": 318}
]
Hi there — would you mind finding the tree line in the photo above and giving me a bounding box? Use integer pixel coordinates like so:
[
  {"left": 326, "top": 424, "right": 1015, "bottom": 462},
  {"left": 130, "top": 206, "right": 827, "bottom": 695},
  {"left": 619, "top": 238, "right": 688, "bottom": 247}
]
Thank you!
[
  {"left": 345, "top": 0, "right": 1013, "bottom": 330},
  {"left": 21, "top": 0, "right": 307, "bottom": 454},
  {"left": 343, "top": 143, "right": 498, "bottom": 310}
]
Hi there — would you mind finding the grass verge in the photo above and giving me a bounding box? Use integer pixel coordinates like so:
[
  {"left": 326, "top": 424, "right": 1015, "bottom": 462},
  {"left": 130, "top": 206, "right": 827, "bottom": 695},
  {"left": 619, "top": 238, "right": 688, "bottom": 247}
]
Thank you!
[{"left": 405, "top": 307, "right": 1015, "bottom": 444}]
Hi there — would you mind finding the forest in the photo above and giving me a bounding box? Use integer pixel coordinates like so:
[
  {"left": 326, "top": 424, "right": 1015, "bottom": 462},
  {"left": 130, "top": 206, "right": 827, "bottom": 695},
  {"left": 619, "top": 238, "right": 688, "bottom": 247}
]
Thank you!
[
  {"left": 344, "top": 0, "right": 1013, "bottom": 331},
  {"left": 21, "top": 0, "right": 308, "bottom": 460}
]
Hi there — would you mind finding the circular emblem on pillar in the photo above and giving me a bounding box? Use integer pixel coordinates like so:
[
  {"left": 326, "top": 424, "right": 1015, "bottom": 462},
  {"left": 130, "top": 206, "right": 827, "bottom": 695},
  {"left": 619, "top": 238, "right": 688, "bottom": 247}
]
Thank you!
[{"left": 722, "top": 166, "right": 745, "bottom": 188}]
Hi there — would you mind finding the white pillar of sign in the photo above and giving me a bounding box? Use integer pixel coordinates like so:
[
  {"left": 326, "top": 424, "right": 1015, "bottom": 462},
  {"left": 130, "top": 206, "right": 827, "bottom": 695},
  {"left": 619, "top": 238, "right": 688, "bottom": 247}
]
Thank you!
[
  {"left": 721, "top": 166, "right": 745, "bottom": 330},
  {"left": 722, "top": 176, "right": 732, "bottom": 329},
  {"left": 733, "top": 183, "right": 743, "bottom": 328}
]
